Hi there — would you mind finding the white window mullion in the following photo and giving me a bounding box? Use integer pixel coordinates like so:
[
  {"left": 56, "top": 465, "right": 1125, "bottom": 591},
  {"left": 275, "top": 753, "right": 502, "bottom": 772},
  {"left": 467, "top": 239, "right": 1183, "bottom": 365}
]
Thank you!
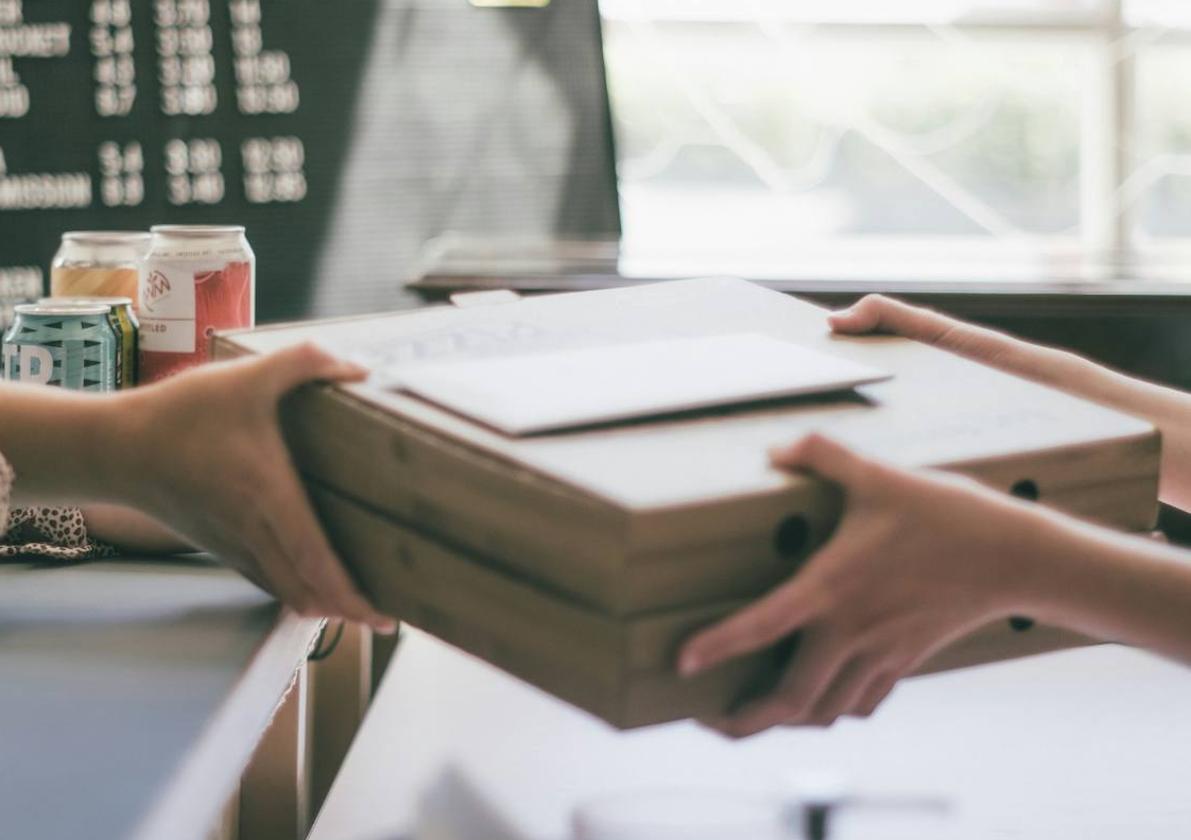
[{"left": 1081, "top": 0, "right": 1131, "bottom": 269}]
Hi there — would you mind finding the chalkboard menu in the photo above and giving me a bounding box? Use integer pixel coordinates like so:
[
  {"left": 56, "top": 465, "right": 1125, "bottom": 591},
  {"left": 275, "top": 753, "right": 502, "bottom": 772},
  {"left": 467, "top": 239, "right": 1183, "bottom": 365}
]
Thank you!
[{"left": 0, "top": 0, "right": 620, "bottom": 322}]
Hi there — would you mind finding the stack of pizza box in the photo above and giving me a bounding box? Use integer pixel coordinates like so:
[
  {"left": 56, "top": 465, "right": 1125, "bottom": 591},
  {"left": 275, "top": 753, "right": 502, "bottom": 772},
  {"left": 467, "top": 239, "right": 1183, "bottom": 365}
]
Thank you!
[{"left": 215, "top": 278, "right": 1159, "bottom": 728}]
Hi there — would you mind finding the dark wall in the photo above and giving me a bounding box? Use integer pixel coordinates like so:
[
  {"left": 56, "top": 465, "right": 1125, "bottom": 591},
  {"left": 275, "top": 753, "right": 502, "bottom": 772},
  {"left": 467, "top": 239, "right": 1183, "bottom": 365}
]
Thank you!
[{"left": 0, "top": 0, "right": 620, "bottom": 323}]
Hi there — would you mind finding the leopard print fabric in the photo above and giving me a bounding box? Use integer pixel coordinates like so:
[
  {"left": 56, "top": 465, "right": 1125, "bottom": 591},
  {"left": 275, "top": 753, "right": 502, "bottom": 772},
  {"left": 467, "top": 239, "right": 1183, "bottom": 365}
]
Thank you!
[
  {"left": 0, "top": 451, "right": 10, "bottom": 539},
  {"left": 0, "top": 453, "right": 116, "bottom": 562}
]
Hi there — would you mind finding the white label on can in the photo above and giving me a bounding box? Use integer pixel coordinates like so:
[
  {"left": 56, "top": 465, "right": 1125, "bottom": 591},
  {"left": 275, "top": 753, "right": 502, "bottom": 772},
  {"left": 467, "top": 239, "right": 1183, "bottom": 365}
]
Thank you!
[{"left": 139, "top": 259, "right": 207, "bottom": 354}]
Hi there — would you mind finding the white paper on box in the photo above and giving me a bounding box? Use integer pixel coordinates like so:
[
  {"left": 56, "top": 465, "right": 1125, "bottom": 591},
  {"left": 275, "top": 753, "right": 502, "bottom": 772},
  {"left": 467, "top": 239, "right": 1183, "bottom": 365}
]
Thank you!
[{"left": 387, "top": 333, "right": 891, "bottom": 435}]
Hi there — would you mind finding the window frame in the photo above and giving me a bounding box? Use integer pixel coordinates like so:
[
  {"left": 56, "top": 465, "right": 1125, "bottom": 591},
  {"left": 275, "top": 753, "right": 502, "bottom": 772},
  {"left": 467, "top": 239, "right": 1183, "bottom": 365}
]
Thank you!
[{"left": 599, "top": 0, "right": 1191, "bottom": 279}]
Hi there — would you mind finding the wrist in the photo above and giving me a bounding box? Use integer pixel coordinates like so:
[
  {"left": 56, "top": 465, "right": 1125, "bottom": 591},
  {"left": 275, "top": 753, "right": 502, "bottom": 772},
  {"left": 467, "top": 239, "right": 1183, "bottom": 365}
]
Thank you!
[
  {"left": 0, "top": 383, "right": 149, "bottom": 507},
  {"left": 1003, "top": 506, "right": 1138, "bottom": 634},
  {"left": 988, "top": 503, "right": 1081, "bottom": 620},
  {"left": 85, "top": 390, "right": 146, "bottom": 506}
]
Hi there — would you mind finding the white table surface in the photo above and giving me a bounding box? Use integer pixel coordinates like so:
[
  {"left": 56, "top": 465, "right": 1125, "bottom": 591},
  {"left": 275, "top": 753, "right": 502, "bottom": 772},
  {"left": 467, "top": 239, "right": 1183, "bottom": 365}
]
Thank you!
[
  {"left": 0, "top": 558, "right": 318, "bottom": 840},
  {"left": 312, "top": 630, "right": 1191, "bottom": 840}
]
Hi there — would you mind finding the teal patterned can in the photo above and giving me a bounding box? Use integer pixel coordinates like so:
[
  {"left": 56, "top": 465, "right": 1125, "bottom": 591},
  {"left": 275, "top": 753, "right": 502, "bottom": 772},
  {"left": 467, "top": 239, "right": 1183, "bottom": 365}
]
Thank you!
[
  {"left": 1, "top": 304, "right": 118, "bottom": 391},
  {"left": 41, "top": 296, "right": 139, "bottom": 389}
]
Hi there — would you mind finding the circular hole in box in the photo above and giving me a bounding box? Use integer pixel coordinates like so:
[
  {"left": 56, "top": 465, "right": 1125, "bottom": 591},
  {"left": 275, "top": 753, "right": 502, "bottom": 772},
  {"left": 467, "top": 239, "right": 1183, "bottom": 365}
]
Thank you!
[
  {"left": 1010, "top": 479, "right": 1040, "bottom": 501},
  {"left": 1009, "top": 616, "right": 1035, "bottom": 632},
  {"left": 773, "top": 515, "right": 811, "bottom": 570}
]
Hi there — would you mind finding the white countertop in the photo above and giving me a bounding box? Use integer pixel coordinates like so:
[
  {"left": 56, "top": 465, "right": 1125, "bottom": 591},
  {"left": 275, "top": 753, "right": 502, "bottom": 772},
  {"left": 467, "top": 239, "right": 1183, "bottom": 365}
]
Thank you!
[{"left": 313, "top": 630, "right": 1191, "bottom": 840}]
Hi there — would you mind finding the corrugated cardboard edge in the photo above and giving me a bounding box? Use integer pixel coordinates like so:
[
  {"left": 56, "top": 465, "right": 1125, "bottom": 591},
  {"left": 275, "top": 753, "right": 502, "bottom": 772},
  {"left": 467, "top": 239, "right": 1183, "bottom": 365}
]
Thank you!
[{"left": 309, "top": 481, "right": 1103, "bottom": 730}]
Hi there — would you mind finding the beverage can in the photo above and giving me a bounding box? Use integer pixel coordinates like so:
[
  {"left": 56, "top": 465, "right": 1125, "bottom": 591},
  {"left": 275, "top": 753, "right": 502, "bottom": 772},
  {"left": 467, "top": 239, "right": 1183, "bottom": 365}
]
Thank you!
[
  {"left": 42, "top": 296, "right": 139, "bottom": 389},
  {"left": 51, "top": 231, "right": 150, "bottom": 308},
  {"left": 139, "top": 225, "right": 255, "bottom": 383},
  {"left": 2, "top": 303, "right": 118, "bottom": 391}
]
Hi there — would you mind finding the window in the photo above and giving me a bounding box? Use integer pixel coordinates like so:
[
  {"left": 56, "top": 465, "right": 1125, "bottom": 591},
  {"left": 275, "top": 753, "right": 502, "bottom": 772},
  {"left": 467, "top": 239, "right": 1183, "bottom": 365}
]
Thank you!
[{"left": 601, "top": 1, "right": 1191, "bottom": 284}]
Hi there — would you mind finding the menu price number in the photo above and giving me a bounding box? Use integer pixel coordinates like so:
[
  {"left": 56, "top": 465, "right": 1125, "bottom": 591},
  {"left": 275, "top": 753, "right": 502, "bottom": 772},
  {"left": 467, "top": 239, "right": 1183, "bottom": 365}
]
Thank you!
[
  {"left": 236, "top": 83, "right": 298, "bottom": 115},
  {"left": 159, "top": 54, "right": 214, "bottom": 86},
  {"left": 230, "top": 0, "right": 299, "bottom": 115},
  {"left": 166, "top": 138, "right": 223, "bottom": 205},
  {"left": 0, "top": 0, "right": 36, "bottom": 118},
  {"left": 95, "top": 84, "right": 136, "bottom": 118},
  {"left": 91, "top": 0, "right": 136, "bottom": 117},
  {"left": 155, "top": 0, "right": 217, "bottom": 116},
  {"left": 160, "top": 81, "right": 216, "bottom": 116},
  {"left": 242, "top": 136, "right": 306, "bottom": 203},
  {"left": 98, "top": 140, "right": 143, "bottom": 207},
  {"left": 0, "top": 57, "right": 26, "bottom": 117}
]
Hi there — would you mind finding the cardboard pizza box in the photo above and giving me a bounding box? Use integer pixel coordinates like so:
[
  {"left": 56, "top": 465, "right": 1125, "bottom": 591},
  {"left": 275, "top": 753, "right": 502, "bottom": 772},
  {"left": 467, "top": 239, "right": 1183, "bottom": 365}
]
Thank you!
[
  {"left": 213, "top": 278, "right": 1160, "bottom": 615},
  {"left": 309, "top": 481, "right": 1097, "bottom": 730}
]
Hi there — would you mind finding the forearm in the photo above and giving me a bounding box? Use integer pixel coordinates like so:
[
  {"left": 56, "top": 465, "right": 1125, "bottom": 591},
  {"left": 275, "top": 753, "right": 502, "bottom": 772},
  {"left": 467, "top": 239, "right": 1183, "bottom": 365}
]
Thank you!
[
  {"left": 81, "top": 504, "right": 192, "bottom": 554},
  {"left": 1109, "top": 377, "right": 1191, "bottom": 511},
  {"left": 1033, "top": 356, "right": 1191, "bottom": 510},
  {"left": 0, "top": 383, "right": 130, "bottom": 507},
  {"left": 1018, "top": 512, "right": 1191, "bottom": 666}
]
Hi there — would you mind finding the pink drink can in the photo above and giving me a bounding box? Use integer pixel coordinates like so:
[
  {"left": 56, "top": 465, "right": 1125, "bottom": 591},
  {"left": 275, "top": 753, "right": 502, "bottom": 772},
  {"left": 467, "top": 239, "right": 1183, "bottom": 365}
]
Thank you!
[{"left": 139, "top": 225, "right": 255, "bottom": 383}]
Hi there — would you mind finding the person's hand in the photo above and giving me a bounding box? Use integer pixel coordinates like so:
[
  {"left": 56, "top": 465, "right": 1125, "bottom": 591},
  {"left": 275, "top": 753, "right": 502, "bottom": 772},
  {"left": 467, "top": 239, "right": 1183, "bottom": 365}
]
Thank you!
[
  {"left": 832, "top": 294, "right": 1191, "bottom": 510},
  {"left": 677, "top": 434, "right": 1055, "bottom": 738},
  {"left": 118, "top": 344, "right": 397, "bottom": 634},
  {"left": 824, "top": 295, "right": 1129, "bottom": 409},
  {"left": 829, "top": 294, "right": 1101, "bottom": 394}
]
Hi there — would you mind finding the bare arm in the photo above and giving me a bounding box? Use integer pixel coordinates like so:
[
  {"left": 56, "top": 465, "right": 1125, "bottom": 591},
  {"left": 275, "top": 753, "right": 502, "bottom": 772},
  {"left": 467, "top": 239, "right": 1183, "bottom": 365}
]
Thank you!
[
  {"left": 676, "top": 298, "right": 1191, "bottom": 736},
  {"left": 0, "top": 347, "right": 395, "bottom": 633},
  {"left": 0, "top": 383, "right": 128, "bottom": 507},
  {"left": 831, "top": 295, "right": 1191, "bottom": 510},
  {"left": 0, "top": 386, "right": 191, "bottom": 551},
  {"left": 679, "top": 436, "right": 1191, "bottom": 737},
  {"left": 1024, "top": 510, "right": 1191, "bottom": 664}
]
